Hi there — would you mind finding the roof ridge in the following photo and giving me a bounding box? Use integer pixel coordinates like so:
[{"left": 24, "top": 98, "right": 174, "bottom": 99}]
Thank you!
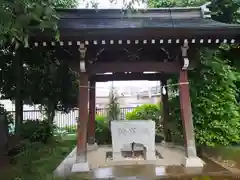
[{"left": 57, "top": 7, "right": 202, "bottom": 19}]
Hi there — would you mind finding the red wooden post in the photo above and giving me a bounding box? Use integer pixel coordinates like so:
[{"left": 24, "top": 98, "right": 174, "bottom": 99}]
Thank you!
[
  {"left": 179, "top": 70, "right": 197, "bottom": 158},
  {"left": 88, "top": 80, "right": 96, "bottom": 145},
  {"left": 76, "top": 72, "right": 89, "bottom": 163},
  {"left": 161, "top": 78, "right": 172, "bottom": 142}
]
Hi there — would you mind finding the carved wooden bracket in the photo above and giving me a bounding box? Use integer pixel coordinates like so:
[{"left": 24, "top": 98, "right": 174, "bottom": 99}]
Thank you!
[
  {"left": 181, "top": 40, "right": 189, "bottom": 70},
  {"left": 78, "top": 43, "right": 87, "bottom": 72}
]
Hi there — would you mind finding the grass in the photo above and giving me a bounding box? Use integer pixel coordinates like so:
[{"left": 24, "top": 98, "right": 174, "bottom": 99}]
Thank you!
[
  {"left": 62, "top": 134, "right": 77, "bottom": 141},
  {"left": 1, "top": 136, "right": 77, "bottom": 180},
  {"left": 203, "top": 146, "right": 240, "bottom": 160},
  {"left": 203, "top": 146, "right": 240, "bottom": 170}
]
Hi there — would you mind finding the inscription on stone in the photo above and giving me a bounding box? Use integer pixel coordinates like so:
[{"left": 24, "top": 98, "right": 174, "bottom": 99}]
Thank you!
[
  {"left": 117, "top": 127, "right": 149, "bottom": 136},
  {"left": 111, "top": 120, "right": 156, "bottom": 160}
]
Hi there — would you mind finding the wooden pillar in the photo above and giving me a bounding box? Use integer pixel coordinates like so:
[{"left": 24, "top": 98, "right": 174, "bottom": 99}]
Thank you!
[
  {"left": 76, "top": 72, "right": 89, "bottom": 163},
  {"left": 161, "top": 78, "right": 172, "bottom": 142},
  {"left": 88, "top": 80, "right": 96, "bottom": 145},
  {"left": 179, "top": 70, "right": 197, "bottom": 158}
]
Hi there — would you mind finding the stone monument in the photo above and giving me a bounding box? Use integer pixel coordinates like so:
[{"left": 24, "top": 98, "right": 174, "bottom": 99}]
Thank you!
[{"left": 111, "top": 120, "right": 156, "bottom": 161}]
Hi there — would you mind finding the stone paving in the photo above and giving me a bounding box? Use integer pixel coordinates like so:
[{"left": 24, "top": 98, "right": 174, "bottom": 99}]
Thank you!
[
  {"left": 54, "top": 143, "right": 188, "bottom": 177},
  {"left": 53, "top": 143, "right": 233, "bottom": 179}
]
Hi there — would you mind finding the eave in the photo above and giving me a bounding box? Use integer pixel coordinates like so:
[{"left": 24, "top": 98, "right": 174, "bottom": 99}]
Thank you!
[{"left": 30, "top": 6, "right": 240, "bottom": 46}]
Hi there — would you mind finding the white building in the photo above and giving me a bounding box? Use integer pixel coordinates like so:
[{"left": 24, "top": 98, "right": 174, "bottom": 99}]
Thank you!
[{"left": 0, "top": 81, "right": 161, "bottom": 111}]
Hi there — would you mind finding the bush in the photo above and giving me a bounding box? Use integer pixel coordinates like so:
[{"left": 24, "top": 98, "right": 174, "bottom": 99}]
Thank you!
[
  {"left": 126, "top": 104, "right": 161, "bottom": 123},
  {"left": 0, "top": 104, "right": 14, "bottom": 135},
  {"left": 60, "top": 125, "right": 77, "bottom": 134},
  {"left": 56, "top": 115, "right": 111, "bottom": 144},
  {"left": 20, "top": 120, "right": 55, "bottom": 143},
  {"left": 95, "top": 115, "right": 111, "bottom": 144},
  {"left": 126, "top": 104, "right": 164, "bottom": 142}
]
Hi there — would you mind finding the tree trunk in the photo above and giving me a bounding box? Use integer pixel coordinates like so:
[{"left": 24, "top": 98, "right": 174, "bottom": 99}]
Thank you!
[
  {"left": 14, "top": 52, "right": 23, "bottom": 135},
  {"left": 46, "top": 102, "right": 56, "bottom": 136}
]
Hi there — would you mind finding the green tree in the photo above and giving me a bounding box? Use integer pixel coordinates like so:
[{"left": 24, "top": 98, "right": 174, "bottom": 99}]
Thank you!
[
  {"left": 148, "top": 0, "right": 207, "bottom": 7},
  {"left": 208, "top": 0, "right": 240, "bottom": 108},
  {"left": 25, "top": 50, "right": 79, "bottom": 125},
  {"left": 168, "top": 49, "right": 240, "bottom": 146},
  {"left": 190, "top": 49, "right": 240, "bottom": 146},
  {"left": 208, "top": 0, "right": 240, "bottom": 23},
  {"left": 107, "top": 86, "right": 120, "bottom": 123},
  {"left": 0, "top": 0, "right": 78, "bottom": 134},
  {"left": 126, "top": 104, "right": 161, "bottom": 123},
  {"left": 52, "top": 0, "right": 78, "bottom": 8}
]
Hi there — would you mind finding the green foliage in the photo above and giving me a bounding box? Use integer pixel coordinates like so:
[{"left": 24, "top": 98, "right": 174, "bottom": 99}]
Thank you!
[
  {"left": 3, "top": 138, "right": 76, "bottom": 180},
  {"left": 0, "top": 0, "right": 58, "bottom": 47},
  {"left": 168, "top": 49, "right": 240, "bottom": 147},
  {"left": 0, "top": 0, "right": 78, "bottom": 47},
  {"left": 95, "top": 115, "right": 111, "bottom": 144},
  {"left": 56, "top": 115, "right": 111, "bottom": 144},
  {"left": 148, "top": 0, "right": 207, "bottom": 8},
  {"left": 20, "top": 120, "right": 55, "bottom": 143},
  {"left": 0, "top": 47, "right": 79, "bottom": 125},
  {"left": 0, "top": 104, "right": 14, "bottom": 135},
  {"left": 52, "top": 0, "right": 78, "bottom": 8},
  {"left": 60, "top": 125, "right": 77, "bottom": 134},
  {"left": 190, "top": 49, "right": 240, "bottom": 146},
  {"left": 126, "top": 104, "right": 161, "bottom": 124},
  {"left": 25, "top": 50, "right": 79, "bottom": 119},
  {"left": 208, "top": 0, "right": 240, "bottom": 23},
  {"left": 0, "top": 0, "right": 79, "bottom": 133},
  {"left": 107, "top": 86, "right": 120, "bottom": 122},
  {"left": 125, "top": 104, "right": 164, "bottom": 142}
]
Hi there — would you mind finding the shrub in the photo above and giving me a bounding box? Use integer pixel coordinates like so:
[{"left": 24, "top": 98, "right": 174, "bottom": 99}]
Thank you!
[
  {"left": 56, "top": 115, "right": 111, "bottom": 144},
  {"left": 20, "top": 120, "right": 55, "bottom": 143},
  {"left": 95, "top": 115, "right": 111, "bottom": 144},
  {"left": 0, "top": 104, "right": 14, "bottom": 135},
  {"left": 126, "top": 104, "right": 164, "bottom": 142},
  {"left": 126, "top": 104, "right": 161, "bottom": 124},
  {"left": 61, "top": 125, "right": 77, "bottom": 134}
]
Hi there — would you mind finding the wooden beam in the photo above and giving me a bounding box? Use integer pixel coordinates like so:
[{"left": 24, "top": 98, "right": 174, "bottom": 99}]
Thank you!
[
  {"left": 161, "top": 77, "right": 172, "bottom": 142},
  {"left": 76, "top": 72, "right": 89, "bottom": 163},
  {"left": 179, "top": 70, "right": 198, "bottom": 159},
  {"left": 88, "top": 80, "right": 96, "bottom": 145},
  {"left": 91, "top": 73, "right": 166, "bottom": 82},
  {"left": 87, "top": 61, "right": 180, "bottom": 74}
]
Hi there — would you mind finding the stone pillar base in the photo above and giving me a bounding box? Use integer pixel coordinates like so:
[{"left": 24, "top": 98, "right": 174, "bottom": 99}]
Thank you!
[
  {"left": 145, "top": 151, "right": 156, "bottom": 160},
  {"left": 71, "top": 162, "right": 90, "bottom": 173},
  {"left": 182, "top": 156, "right": 204, "bottom": 167},
  {"left": 87, "top": 143, "right": 98, "bottom": 151}
]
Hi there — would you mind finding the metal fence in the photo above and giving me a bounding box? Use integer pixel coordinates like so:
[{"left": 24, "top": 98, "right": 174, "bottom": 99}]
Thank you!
[{"left": 8, "top": 107, "right": 135, "bottom": 129}]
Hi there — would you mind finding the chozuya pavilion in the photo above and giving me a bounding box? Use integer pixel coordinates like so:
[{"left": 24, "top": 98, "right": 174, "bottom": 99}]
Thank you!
[{"left": 31, "top": 2, "right": 240, "bottom": 175}]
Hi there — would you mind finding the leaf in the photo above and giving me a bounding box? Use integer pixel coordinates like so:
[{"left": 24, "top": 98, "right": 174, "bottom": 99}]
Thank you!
[{"left": 16, "top": 14, "right": 31, "bottom": 27}]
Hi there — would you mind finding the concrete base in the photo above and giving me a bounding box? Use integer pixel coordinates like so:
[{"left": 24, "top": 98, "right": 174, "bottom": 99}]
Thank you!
[
  {"left": 146, "top": 151, "right": 157, "bottom": 160},
  {"left": 87, "top": 143, "right": 98, "bottom": 151},
  {"left": 112, "top": 150, "right": 156, "bottom": 161},
  {"left": 182, "top": 156, "right": 204, "bottom": 168},
  {"left": 71, "top": 162, "right": 90, "bottom": 173},
  {"left": 54, "top": 147, "right": 76, "bottom": 177}
]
